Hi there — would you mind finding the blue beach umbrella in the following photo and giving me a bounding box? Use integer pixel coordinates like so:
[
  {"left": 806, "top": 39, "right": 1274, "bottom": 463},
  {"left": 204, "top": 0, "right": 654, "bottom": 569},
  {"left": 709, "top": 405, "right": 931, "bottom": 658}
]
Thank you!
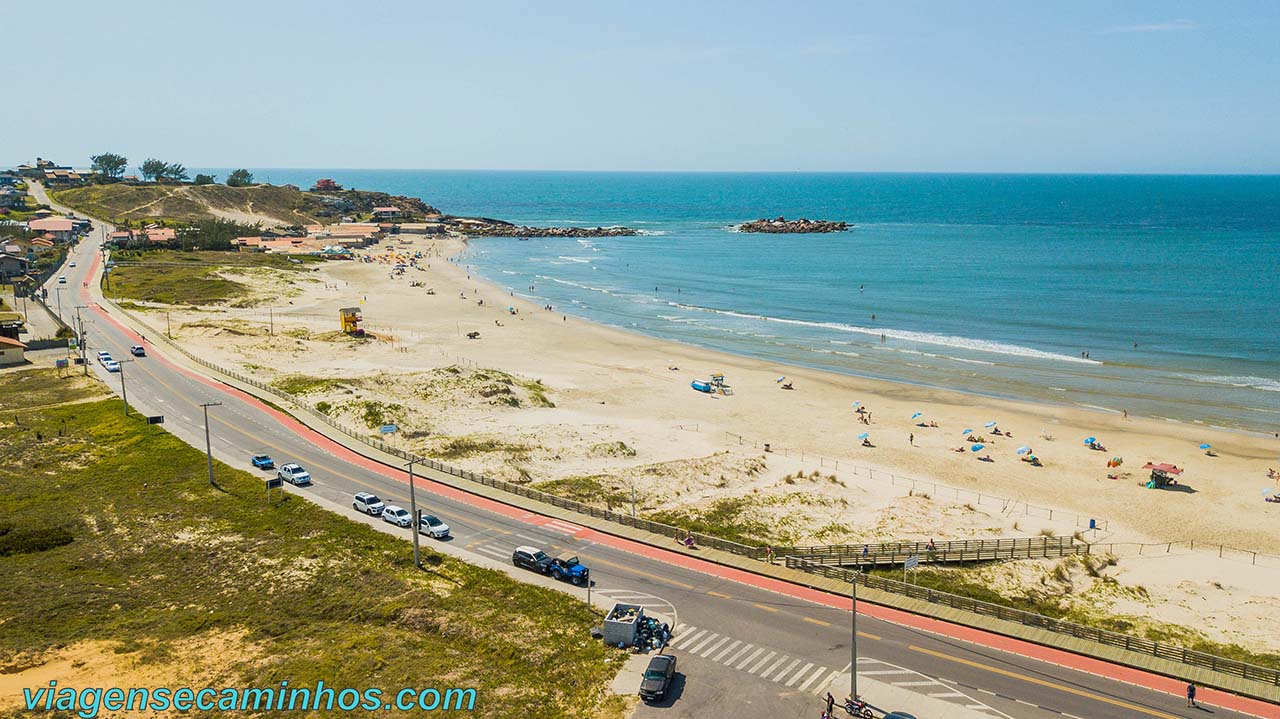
[
  {"left": 970, "top": 443, "right": 985, "bottom": 452},
  {"left": 984, "top": 421, "right": 998, "bottom": 428},
  {"left": 1084, "top": 436, "right": 1097, "bottom": 445},
  {"left": 776, "top": 376, "right": 786, "bottom": 383},
  {"left": 1262, "top": 488, "right": 1275, "bottom": 496},
  {"left": 851, "top": 401, "right": 861, "bottom": 408},
  {"left": 857, "top": 432, "right": 870, "bottom": 439},
  {"left": 1016, "top": 446, "right": 1032, "bottom": 455},
  {"left": 911, "top": 412, "right": 923, "bottom": 419},
  {"left": 961, "top": 428, "right": 973, "bottom": 435},
  {"left": 1200, "top": 443, "right": 1212, "bottom": 450}
]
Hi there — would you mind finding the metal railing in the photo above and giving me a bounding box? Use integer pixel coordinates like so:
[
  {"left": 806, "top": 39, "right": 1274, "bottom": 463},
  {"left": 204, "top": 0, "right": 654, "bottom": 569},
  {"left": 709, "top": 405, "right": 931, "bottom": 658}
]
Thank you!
[
  {"left": 784, "top": 556, "right": 1280, "bottom": 688},
  {"left": 97, "top": 293, "right": 1280, "bottom": 692},
  {"left": 760, "top": 536, "right": 1085, "bottom": 566}
]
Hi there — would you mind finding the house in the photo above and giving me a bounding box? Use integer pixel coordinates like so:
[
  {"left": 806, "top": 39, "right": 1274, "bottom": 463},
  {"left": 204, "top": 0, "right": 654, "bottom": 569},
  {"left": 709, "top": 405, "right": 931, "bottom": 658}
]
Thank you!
[
  {"left": 26, "top": 218, "right": 76, "bottom": 242},
  {"left": 42, "top": 169, "right": 84, "bottom": 185},
  {"left": 371, "top": 206, "right": 400, "bottom": 220},
  {"left": 138, "top": 227, "right": 177, "bottom": 244},
  {"left": 0, "top": 172, "right": 21, "bottom": 186},
  {"left": 0, "top": 187, "right": 26, "bottom": 209},
  {"left": 0, "top": 336, "right": 27, "bottom": 366},
  {"left": 0, "top": 312, "right": 23, "bottom": 341},
  {"left": 107, "top": 229, "right": 135, "bottom": 246},
  {"left": 0, "top": 252, "right": 30, "bottom": 279},
  {"left": 312, "top": 178, "right": 343, "bottom": 191}
]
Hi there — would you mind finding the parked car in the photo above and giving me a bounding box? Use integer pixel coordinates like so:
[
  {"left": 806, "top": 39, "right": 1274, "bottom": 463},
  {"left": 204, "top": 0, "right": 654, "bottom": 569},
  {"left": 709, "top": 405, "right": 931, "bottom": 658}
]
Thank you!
[
  {"left": 382, "top": 505, "right": 412, "bottom": 527},
  {"left": 549, "top": 552, "right": 590, "bottom": 585},
  {"left": 276, "top": 463, "right": 312, "bottom": 486},
  {"left": 417, "top": 513, "right": 450, "bottom": 539},
  {"left": 96, "top": 351, "right": 112, "bottom": 363},
  {"left": 103, "top": 360, "right": 120, "bottom": 373},
  {"left": 250, "top": 454, "right": 274, "bottom": 469},
  {"left": 129, "top": 345, "right": 146, "bottom": 357},
  {"left": 352, "top": 492, "right": 385, "bottom": 516},
  {"left": 58, "top": 276, "right": 66, "bottom": 284},
  {"left": 512, "top": 545, "right": 553, "bottom": 573},
  {"left": 639, "top": 654, "right": 676, "bottom": 701},
  {"left": 69, "top": 261, "right": 77, "bottom": 267}
]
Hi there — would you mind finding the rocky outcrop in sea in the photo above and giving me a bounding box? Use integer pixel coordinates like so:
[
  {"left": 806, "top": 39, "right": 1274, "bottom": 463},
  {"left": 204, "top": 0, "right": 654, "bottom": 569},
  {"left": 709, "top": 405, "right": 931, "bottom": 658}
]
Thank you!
[
  {"left": 737, "top": 216, "right": 850, "bottom": 233},
  {"left": 452, "top": 220, "right": 637, "bottom": 238}
]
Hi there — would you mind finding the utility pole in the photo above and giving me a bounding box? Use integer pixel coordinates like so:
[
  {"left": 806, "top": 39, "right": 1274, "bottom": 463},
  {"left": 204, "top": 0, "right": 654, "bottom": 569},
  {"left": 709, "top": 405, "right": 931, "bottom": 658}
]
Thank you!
[
  {"left": 200, "top": 402, "right": 222, "bottom": 487},
  {"left": 269, "top": 307, "right": 274, "bottom": 336},
  {"left": 851, "top": 568, "right": 860, "bottom": 702},
  {"left": 74, "top": 306, "right": 88, "bottom": 376},
  {"left": 117, "top": 357, "right": 134, "bottom": 415},
  {"left": 630, "top": 480, "right": 637, "bottom": 518},
  {"left": 406, "top": 459, "right": 420, "bottom": 567},
  {"left": 166, "top": 311, "right": 171, "bottom": 339},
  {"left": 55, "top": 285, "right": 63, "bottom": 321}
]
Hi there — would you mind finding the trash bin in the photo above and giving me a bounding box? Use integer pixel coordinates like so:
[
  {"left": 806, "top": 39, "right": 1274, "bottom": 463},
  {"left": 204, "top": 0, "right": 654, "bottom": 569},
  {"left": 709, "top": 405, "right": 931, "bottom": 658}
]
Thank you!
[{"left": 1089, "top": 519, "right": 1096, "bottom": 530}]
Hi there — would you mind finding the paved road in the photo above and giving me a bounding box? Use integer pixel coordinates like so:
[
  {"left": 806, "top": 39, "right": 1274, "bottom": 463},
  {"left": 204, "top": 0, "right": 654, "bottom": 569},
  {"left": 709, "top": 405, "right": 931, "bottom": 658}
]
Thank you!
[{"left": 33, "top": 185, "right": 1275, "bottom": 719}]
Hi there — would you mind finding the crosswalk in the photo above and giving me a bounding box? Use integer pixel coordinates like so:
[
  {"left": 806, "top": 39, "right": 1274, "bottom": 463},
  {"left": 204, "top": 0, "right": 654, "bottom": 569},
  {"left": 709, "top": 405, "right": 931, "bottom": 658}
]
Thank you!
[
  {"left": 665, "top": 623, "right": 844, "bottom": 695},
  {"left": 854, "top": 656, "right": 1012, "bottom": 717}
]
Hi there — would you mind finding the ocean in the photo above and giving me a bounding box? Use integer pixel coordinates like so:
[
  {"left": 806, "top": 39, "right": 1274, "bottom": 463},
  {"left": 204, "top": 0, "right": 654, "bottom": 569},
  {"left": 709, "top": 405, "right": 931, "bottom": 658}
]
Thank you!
[{"left": 209, "top": 170, "right": 1280, "bottom": 432}]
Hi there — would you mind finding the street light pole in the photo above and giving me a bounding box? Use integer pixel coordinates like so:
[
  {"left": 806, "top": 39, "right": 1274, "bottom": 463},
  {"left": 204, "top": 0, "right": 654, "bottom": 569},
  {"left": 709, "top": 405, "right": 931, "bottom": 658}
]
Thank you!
[
  {"left": 851, "top": 569, "right": 860, "bottom": 702},
  {"left": 200, "top": 402, "right": 222, "bottom": 487},
  {"left": 55, "top": 285, "right": 63, "bottom": 321},
  {"left": 406, "top": 459, "right": 420, "bottom": 568},
  {"left": 117, "top": 357, "right": 133, "bottom": 415},
  {"left": 74, "top": 306, "right": 87, "bottom": 376}
]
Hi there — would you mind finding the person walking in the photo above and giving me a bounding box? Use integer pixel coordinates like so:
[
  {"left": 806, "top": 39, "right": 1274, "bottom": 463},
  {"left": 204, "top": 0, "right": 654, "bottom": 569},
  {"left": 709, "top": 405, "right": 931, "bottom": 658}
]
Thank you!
[
  {"left": 909, "top": 432, "right": 914, "bottom": 446},
  {"left": 825, "top": 692, "right": 835, "bottom": 715},
  {"left": 1186, "top": 682, "right": 1196, "bottom": 707}
]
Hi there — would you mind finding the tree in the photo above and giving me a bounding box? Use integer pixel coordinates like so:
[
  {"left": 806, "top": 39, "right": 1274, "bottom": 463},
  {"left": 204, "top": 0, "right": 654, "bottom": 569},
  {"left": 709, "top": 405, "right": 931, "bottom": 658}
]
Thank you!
[
  {"left": 226, "top": 168, "right": 254, "bottom": 187},
  {"left": 164, "top": 163, "right": 189, "bottom": 183},
  {"left": 193, "top": 173, "right": 216, "bottom": 185},
  {"left": 90, "top": 152, "right": 128, "bottom": 179},
  {"left": 139, "top": 159, "right": 167, "bottom": 182}
]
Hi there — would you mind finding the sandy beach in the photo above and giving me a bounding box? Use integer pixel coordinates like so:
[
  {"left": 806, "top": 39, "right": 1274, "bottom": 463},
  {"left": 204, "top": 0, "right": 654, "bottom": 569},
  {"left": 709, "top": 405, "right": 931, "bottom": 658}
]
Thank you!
[{"left": 130, "top": 231, "right": 1280, "bottom": 654}]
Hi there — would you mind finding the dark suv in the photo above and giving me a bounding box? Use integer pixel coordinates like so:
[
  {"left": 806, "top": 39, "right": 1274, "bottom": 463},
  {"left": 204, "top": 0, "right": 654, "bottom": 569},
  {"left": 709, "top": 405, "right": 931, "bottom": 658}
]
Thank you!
[
  {"left": 512, "top": 545, "right": 553, "bottom": 573},
  {"left": 639, "top": 654, "right": 676, "bottom": 701}
]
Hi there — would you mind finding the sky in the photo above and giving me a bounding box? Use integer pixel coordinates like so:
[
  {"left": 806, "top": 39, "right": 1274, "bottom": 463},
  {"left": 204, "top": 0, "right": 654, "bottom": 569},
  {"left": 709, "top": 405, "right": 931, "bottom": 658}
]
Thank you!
[{"left": 3, "top": 1, "right": 1278, "bottom": 173}]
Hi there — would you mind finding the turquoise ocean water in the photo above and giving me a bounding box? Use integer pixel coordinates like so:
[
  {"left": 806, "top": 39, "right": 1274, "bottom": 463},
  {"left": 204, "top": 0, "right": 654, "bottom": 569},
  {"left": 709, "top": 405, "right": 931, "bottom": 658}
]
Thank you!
[{"left": 209, "top": 170, "right": 1280, "bottom": 432}]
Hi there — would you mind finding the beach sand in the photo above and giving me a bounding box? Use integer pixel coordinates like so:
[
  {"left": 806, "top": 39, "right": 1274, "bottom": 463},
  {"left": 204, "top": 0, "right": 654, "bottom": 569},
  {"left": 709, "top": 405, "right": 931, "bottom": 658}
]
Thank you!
[{"left": 133, "top": 232, "right": 1280, "bottom": 653}]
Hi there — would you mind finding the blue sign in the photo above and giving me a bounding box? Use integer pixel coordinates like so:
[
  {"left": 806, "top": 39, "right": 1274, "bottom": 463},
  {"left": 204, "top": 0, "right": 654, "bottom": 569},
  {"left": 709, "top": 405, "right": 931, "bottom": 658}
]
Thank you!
[{"left": 379, "top": 424, "right": 399, "bottom": 434}]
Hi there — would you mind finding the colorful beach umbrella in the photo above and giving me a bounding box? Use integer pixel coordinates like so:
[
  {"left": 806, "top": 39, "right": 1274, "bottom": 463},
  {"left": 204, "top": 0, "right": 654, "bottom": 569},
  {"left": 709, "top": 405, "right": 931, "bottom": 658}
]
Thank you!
[
  {"left": 911, "top": 412, "right": 923, "bottom": 419},
  {"left": 961, "top": 428, "right": 973, "bottom": 435},
  {"left": 1200, "top": 443, "right": 1212, "bottom": 450},
  {"left": 857, "top": 432, "right": 870, "bottom": 439},
  {"left": 970, "top": 444, "right": 985, "bottom": 452},
  {"left": 1016, "top": 446, "right": 1032, "bottom": 455},
  {"left": 984, "top": 421, "right": 998, "bottom": 428},
  {"left": 1084, "top": 436, "right": 1097, "bottom": 445}
]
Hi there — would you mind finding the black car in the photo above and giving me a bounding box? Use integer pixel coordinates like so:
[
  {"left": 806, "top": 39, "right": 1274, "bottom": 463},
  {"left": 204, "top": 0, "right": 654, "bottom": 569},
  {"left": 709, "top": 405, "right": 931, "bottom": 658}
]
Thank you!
[
  {"left": 512, "top": 545, "right": 553, "bottom": 573},
  {"left": 639, "top": 654, "right": 676, "bottom": 701}
]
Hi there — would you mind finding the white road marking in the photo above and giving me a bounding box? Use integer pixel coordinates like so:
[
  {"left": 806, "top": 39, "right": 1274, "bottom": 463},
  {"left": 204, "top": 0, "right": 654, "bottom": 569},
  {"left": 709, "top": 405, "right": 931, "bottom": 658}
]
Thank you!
[
  {"left": 721, "top": 642, "right": 750, "bottom": 665},
  {"left": 770, "top": 658, "right": 800, "bottom": 682},
  {"left": 687, "top": 632, "right": 721, "bottom": 654},
  {"left": 861, "top": 669, "right": 913, "bottom": 675},
  {"left": 786, "top": 661, "right": 815, "bottom": 687},
  {"left": 749, "top": 650, "right": 778, "bottom": 674},
  {"left": 736, "top": 646, "right": 766, "bottom": 670},
  {"left": 929, "top": 692, "right": 966, "bottom": 698},
  {"left": 893, "top": 680, "right": 942, "bottom": 687},
  {"left": 759, "top": 655, "right": 789, "bottom": 679},
  {"left": 711, "top": 639, "right": 741, "bottom": 661},
  {"left": 798, "top": 664, "right": 829, "bottom": 692},
  {"left": 670, "top": 628, "right": 706, "bottom": 648},
  {"left": 699, "top": 636, "right": 731, "bottom": 658}
]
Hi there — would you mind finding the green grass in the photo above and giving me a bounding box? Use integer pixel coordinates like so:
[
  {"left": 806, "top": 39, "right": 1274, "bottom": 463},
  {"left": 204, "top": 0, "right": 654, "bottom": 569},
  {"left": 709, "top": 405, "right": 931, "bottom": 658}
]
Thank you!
[
  {"left": 533, "top": 475, "right": 633, "bottom": 510},
  {"left": 105, "top": 250, "right": 317, "bottom": 306},
  {"left": 649, "top": 497, "right": 775, "bottom": 547},
  {"left": 0, "top": 368, "right": 624, "bottom": 718},
  {"left": 271, "top": 374, "right": 350, "bottom": 395},
  {"left": 431, "top": 435, "right": 533, "bottom": 461},
  {"left": 51, "top": 183, "right": 326, "bottom": 226}
]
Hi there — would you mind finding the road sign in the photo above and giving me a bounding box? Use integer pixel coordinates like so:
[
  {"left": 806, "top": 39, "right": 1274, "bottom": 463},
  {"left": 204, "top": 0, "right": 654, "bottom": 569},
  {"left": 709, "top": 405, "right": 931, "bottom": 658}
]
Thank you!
[
  {"left": 146, "top": 415, "right": 165, "bottom": 425},
  {"left": 379, "top": 423, "right": 398, "bottom": 434},
  {"left": 904, "top": 555, "right": 920, "bottom": 569},
  {"left": 266, "top": 477, "right": 283, "bottom": 490},
  {"left": 55, "top": 359, "right": 68, "bottom": 369}
]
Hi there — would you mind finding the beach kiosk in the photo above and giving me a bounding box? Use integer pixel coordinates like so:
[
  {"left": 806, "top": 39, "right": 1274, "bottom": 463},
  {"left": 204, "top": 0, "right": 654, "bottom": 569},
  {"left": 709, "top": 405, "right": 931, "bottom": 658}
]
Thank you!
[
  {"left": 1141, "top": 462, "right": 1183, "bottom": 489},
  {"left": 339, "top": 307, "right": 364, "bottom": 337}
]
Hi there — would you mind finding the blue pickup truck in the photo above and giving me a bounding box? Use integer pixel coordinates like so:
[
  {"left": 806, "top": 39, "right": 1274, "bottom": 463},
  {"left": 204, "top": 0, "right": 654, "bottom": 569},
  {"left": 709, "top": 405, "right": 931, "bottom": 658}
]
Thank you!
[
  {"left": 549, "top": 553, "right": 590, "bottom": 585},
  {"left": 250, "top": 454, "right": 274, "bottom": 470}
]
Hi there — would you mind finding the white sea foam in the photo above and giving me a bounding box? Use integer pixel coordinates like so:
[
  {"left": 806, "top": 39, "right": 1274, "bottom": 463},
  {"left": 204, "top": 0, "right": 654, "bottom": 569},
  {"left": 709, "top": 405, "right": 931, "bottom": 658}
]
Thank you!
[
  {"left": 664, "top": 302, "right": 1100, "bottom": 364},
  {"left": 1181, "top": 374, "right": 1280, "bottom": 392},
  {"left": 556, "top": 256, "right": 592, "bottom": 264}
]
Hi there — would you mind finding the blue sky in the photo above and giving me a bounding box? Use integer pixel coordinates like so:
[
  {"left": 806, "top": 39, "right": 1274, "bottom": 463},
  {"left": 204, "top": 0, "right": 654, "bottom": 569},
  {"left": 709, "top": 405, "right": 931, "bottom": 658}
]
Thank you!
[{"left": 5, "top": 1, "right": 1278, "bottom": 172}]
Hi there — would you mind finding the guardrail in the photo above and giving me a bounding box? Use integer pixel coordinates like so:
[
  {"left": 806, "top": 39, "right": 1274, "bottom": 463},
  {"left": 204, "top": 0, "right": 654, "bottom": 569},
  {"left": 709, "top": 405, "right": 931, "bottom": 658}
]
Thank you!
[
  {"left": 762, "top": 536, "right": 1085, "bottom": 567},
  {"left": 97, "top": 293, "right": 1280, "bottom": 693},
  {"left": 783, "top": 556, "right": 1280, "bottom": 688}
]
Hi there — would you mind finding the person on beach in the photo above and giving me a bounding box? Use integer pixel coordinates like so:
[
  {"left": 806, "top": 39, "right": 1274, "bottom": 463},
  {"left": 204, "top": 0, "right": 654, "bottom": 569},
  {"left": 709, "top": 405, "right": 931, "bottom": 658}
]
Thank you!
[{"left": 909, "top": 433, "right": 914, "bottom": 446}]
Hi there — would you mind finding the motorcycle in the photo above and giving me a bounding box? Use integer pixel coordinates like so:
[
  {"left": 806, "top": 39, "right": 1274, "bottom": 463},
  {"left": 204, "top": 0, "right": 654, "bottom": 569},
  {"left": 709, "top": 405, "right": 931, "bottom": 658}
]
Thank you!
[{"left": 844, "top": 697, "right": 873, "bottom": 718}]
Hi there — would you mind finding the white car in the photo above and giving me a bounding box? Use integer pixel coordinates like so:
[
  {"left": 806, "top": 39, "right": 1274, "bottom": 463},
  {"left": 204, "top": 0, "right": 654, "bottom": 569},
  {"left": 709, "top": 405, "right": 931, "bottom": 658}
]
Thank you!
[
  {"left": 352, "top": 492, "right": 385, "bottom": 516},
  {"left": 418, "top": 513, "right": 450, "bottom": 539},
  {"left": 382, "top": 505, "right": 412, "bottom": 527},
  {"left": 103, "top": 360, "right": 120, "bottom": 373},
  {"left": 69, "top": 261, "right": 77, "bottom": 267},
  {"left": 96, "top": 351, "right": 112, "bottom": 362},
  {"left": 58, "top": 276, "right": 67, "bottom": 284},
  {"left": 276, "top": 463, "right": 312, "bottom": 486}
]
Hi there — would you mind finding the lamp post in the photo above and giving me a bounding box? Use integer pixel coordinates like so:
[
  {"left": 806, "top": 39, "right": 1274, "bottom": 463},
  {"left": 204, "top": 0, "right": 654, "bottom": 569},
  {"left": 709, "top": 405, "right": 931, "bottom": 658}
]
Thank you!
[
  {"left": 851, "top": 568, "right": 860, "bottom": 702},
  {"left": 117, "top": 357, "right": 134, "bottom": 415},
  {"left": 406, "top": 459, "right": 421, "bottom": 567},
  {"left": 55, "top": 285, "right": 64, "bottom": 321},
  {"left": 74, "top": 305, "right": 88, "bottom": 376},
  {"left": 200, "top": 401, "right": 222, "bottom": 487}
]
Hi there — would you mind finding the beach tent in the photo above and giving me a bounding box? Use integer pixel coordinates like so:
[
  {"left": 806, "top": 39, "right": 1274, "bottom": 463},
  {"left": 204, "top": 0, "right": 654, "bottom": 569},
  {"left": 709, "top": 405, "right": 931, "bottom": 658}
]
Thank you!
[
  {"left": 691, "top": 380, "right": 713, "bottom": 393},
  {"left": 1141, "top": 462, "right": 1183, "bottom": 489}
]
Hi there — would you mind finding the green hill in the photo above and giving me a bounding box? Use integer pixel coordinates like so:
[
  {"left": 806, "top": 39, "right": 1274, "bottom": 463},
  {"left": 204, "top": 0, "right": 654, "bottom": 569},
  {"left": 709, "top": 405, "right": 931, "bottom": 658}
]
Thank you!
[{"left": 51, "top": 183, "right": 439, "bottom": 227}]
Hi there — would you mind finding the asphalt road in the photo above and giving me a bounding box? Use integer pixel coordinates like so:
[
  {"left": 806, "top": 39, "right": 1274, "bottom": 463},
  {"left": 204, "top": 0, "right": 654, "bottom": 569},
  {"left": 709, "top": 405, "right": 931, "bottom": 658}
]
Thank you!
[{"left": 31, "top": 185, "right": 1273, "bottom": 719}]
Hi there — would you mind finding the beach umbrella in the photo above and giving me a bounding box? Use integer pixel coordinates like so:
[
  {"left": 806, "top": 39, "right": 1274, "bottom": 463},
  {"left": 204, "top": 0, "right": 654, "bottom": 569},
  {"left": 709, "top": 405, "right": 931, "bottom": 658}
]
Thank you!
[
  {"left": 1200, "top": 443, "right": 1212, "bottom": 450},
  {"left": 984, "top": 421, "right": 998, "bottom": 428},
  {"left": 851, "top": 401, "right": 861, "bottom": 408},
  {"left": 857, "top": 432, "right": 870, "bottom": 439},
  {"left": 1084, "top": 436, "right": 1096, "bottom": 445},
  {"left": 1016, "top": 446, "right": 1032, "bottom": 455},
  {"left": 776, "top": 376, "right": 786, "bottom": 383},
  {"left": 911, "top": 412, "right": 923, "bottom": 419},
  {"left": 970, "top": 444, "right": 985, "bottom": 452},
  {"left": 961, "top": 428, "right": 973, "bottom": 435},
  {"left": 1262, "top": 488, "right": 1275, "bottom": 496}
]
